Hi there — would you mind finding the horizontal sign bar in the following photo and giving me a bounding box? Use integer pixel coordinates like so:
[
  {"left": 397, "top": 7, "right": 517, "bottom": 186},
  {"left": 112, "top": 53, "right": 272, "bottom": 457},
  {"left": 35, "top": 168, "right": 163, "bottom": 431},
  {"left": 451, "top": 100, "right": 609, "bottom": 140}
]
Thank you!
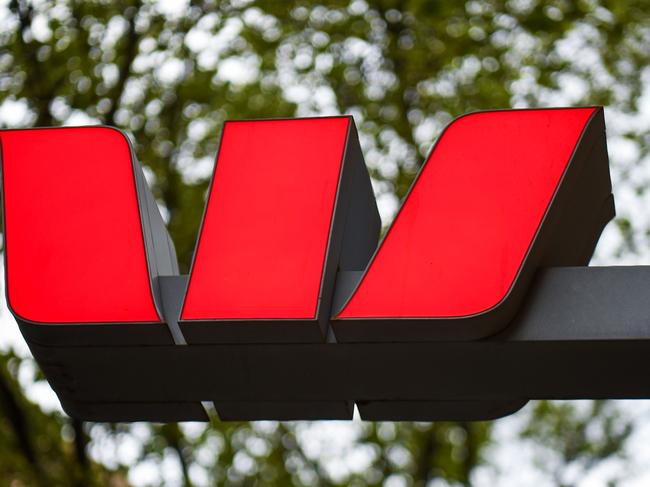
[{"left": 26, "top": 266, "right": 650, "bottom": 420}]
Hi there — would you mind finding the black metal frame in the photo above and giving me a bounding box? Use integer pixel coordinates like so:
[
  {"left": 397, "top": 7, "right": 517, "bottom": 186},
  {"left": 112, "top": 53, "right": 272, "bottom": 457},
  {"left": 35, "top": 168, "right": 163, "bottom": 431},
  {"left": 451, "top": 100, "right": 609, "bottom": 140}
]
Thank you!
[{"left": 23, "top": 266, "right": 650, "bottom": 421}]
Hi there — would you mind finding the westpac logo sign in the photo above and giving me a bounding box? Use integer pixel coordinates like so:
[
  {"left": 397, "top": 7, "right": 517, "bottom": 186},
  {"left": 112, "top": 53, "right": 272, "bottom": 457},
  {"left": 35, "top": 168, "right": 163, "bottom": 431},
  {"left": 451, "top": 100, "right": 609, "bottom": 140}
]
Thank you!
[{"left": 0, "top": 107, "right": 614, "bottom": 421}]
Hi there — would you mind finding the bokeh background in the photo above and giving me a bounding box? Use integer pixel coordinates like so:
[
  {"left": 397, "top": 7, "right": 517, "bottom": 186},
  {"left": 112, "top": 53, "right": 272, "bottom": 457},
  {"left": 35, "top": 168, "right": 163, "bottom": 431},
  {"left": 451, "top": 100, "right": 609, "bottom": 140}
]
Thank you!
[{"left": 2, "top": 0, "right": 650, "bottom": 485}]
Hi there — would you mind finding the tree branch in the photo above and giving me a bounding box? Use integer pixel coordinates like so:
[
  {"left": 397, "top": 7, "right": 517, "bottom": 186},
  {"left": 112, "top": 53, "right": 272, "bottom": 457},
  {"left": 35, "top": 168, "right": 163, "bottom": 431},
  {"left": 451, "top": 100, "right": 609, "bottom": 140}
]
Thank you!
[
  {"left": 0, "top": 364, "right": 45, "bottom": 485},
  {"left": 72, "top": 418, "right": 90, "bottom": 486},
  {"left": 414, "top": 425, "right": 437, "bottom": 486},
  {"left": 9, "top": 0, "right": 54, "bottom": 126},
  {"left": 104, "top": 0, "right": 143, "bottom": 126}
]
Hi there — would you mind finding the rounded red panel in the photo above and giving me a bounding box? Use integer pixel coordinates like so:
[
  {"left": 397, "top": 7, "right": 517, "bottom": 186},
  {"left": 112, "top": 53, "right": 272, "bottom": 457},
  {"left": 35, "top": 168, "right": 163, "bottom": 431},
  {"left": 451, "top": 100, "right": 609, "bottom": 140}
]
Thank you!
[
  {"left": 1, "top": 127, "right": 161, "bottom": 323},
  {"left": 181, "top": 117, "right": 350, "bottom": 320},
  {"left": 337, "top": 108, "right": 596, "bottom": 319}
]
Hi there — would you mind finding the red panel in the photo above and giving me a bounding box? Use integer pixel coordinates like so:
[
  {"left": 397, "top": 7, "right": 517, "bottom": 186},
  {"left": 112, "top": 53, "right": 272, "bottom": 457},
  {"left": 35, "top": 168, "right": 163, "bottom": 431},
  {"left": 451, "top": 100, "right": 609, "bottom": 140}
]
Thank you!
[
  {"left": 181, "top": 117, "right": 350, "bottom": 320},
  {"left": 337, "top": 108, "right": 595, "bottom": 319},
  {"left": 1, "top": 127, "right": 161, "bottom": 323}
]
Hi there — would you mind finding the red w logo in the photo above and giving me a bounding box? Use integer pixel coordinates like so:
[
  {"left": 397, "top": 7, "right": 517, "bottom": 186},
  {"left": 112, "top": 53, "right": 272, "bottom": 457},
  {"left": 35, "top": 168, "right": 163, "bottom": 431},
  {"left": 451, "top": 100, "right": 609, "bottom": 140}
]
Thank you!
[{"left": 0, "top": 107, "right": 613, "bottom": 421}]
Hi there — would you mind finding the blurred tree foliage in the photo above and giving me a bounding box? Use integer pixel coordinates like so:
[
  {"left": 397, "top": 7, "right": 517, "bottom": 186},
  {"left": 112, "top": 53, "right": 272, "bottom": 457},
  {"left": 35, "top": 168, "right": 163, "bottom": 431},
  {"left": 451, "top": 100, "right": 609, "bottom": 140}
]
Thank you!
[{"left": 1, "top": 0, "right": 649, "bottom": 485}]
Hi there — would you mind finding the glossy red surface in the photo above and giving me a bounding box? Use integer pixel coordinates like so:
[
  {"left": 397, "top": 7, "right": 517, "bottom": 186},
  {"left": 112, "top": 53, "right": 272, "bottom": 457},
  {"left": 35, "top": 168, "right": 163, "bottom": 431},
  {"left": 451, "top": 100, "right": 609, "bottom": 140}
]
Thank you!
[
  {"left": 181, "top": 117, "right": 350, "bottom": 320},
  {"left": 337, "top": 108, "right": 595, "bottom": 319},
  {"left": 1, "top": 127, "right": 161, "bottom": 323}
]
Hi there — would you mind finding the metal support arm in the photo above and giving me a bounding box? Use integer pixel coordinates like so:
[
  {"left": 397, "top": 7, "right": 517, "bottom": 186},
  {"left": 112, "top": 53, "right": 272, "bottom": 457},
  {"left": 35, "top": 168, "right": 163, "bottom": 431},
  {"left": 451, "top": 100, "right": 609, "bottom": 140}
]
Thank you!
[{"left": 25, "top": 265, "right": 650, "bottom": 421}]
